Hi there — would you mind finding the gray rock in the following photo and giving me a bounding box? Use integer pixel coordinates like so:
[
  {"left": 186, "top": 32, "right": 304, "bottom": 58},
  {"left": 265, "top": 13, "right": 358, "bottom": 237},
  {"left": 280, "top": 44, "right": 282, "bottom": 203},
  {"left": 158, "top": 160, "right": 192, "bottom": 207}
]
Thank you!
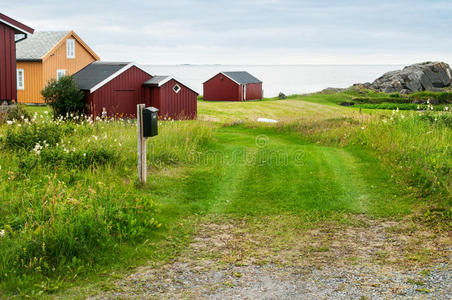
[{"left": 365, "top": 62, "right": 452, "bottom": 94}]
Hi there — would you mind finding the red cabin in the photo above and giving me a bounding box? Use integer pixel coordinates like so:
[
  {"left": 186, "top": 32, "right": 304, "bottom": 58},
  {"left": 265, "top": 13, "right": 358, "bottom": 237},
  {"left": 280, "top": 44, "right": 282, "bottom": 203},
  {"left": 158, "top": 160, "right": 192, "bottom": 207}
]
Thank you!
[
  {"left": 0, "top": 13, "right": 34, "bottom": 104},
  {"left": 143, "top": 76, "right": 197, "bottom": 120},
  {"left": 73, "top": 62, "right": 197, "bottom": 119},
  {"left": 203, "top": 71, "right": 263, "bottom": 101}
]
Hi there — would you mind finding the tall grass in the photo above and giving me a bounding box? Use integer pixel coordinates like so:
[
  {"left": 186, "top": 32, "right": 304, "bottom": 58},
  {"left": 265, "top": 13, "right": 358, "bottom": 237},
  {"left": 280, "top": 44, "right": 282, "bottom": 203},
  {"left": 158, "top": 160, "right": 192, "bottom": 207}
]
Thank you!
[{"left": 0, "top": 113, "right": 214, "bottom": 294}]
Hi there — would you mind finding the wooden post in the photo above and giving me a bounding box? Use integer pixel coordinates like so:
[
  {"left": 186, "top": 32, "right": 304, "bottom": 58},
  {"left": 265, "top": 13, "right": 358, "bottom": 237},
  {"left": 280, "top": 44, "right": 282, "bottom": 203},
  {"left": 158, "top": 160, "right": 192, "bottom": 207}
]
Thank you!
[{"left": 137, "top": 104, "right": 147, "bottom": 183}]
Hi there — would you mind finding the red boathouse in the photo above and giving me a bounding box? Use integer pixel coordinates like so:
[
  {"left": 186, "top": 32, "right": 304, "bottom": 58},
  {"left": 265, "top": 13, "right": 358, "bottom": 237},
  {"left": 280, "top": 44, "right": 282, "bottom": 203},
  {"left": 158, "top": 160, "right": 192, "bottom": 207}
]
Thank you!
[
  {"left": 73, "top": 62, "right": 197, "bottom": 119},
  {"left": 203, "top": 71, "right": 263, "bottom": 101},
  {"left": 0, "top": 13, "right": 34, "bottom": 104},
  {"left": 144, "top": 76, "right": 198, "bottom": 120}
]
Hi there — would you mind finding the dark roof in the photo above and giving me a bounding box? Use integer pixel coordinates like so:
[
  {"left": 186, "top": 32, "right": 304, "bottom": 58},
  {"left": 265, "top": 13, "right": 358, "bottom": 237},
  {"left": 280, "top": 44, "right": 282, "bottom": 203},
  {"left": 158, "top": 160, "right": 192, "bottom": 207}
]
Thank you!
[
  {"left": 143, "top": 75, "right": 199, "bottom": 94},
  {"left": 16, "top": 31, "right": 68, "bottom": 60},
  {"left": 73, "top": 62, "right": 130, "bottom": 91},
  {"left": 143, "top": 76, "right": 170, "bottom": 86},
  {"left": 222, "top": 71, "right": 262, "bottom": 84},
  {"left": 0, "top": 13, "right": 34, "bottom": 35}
]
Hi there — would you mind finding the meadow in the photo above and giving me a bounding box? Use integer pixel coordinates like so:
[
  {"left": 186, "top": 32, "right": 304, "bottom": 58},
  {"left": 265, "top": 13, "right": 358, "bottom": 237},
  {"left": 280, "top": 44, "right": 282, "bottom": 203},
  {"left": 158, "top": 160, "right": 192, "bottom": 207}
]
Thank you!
[{"left": 0, "top": 92, "right": 451, "bottom": 298}]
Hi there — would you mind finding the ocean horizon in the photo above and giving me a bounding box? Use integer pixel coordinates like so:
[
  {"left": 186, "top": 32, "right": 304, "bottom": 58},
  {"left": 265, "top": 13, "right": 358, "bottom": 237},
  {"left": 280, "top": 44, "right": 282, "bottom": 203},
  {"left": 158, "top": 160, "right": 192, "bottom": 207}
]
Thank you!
[{"left": 141, "top": 64, "right": 405, "bottom": 97}]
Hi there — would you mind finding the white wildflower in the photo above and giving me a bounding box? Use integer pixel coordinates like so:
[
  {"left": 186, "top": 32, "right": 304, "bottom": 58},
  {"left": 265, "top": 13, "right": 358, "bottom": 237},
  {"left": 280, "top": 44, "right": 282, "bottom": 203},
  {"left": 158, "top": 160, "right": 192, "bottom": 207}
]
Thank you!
[
  {"left": 44, "top": 111, "right": 48, "bottom": 115},
  {"left": 0, "top": 229, "right": 5, "bottom": 237},
  {"left": 33, "top": 143, "right": 43, "bottom": 155},
  {"left": 401, "top": 114, "right": 405, "bottom": 119},
  {"left": 6, "top": 120, "right": 12, "bottom": 125},
  {"left": 20, "top": 115, "right": 24, "bottom": 119}
]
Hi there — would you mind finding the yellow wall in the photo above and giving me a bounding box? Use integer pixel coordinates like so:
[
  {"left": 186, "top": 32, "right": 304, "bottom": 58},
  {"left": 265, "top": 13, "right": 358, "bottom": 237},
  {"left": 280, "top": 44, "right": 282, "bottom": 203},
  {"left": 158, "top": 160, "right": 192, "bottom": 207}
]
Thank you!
[
  {"left": 17, "top": 32, "right": 98, "bottom": 104},
  {"left": 16, "top": 61, "right": 43, "bottom": 104}
]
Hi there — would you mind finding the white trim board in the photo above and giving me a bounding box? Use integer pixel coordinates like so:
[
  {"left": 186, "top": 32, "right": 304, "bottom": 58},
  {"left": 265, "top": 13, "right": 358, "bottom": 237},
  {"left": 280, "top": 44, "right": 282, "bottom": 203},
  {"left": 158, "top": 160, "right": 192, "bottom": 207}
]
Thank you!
[
  {"left": 147, "top": 76, "right": 199, "bottom": 94},
  {"left": 0, "top": 19, "right": 33, "bottom": 35}
]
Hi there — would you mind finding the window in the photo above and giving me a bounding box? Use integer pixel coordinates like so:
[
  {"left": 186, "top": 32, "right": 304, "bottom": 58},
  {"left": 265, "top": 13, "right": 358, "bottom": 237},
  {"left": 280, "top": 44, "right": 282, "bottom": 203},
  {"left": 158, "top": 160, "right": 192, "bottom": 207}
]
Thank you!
[
  {"left": 66, "top": 39, "right": 75, "bottom": 58},
  {"left": 173, "top": 84, "right": 181, "bottom": 93},
  {"left": 57, "top": 69, "right": 66, "bottom": 80},
  {"left": 17, "top": 69, "right": 24, "bottom": 90}
]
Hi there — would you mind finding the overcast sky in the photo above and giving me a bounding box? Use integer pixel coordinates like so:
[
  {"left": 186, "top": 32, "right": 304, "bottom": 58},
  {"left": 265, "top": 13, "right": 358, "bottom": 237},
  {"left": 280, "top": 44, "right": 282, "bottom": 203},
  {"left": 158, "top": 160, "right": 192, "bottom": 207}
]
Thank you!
[{"left": 2, "top": 0, "right": 452, "bottom": 65}]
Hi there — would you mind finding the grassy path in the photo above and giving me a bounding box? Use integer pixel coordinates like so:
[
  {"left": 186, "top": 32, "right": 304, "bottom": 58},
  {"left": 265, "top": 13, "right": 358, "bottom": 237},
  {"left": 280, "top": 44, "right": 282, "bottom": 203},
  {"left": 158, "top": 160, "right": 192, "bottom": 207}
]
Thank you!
[
  {"left": 80, "top": 125, "right": 449, "bottom": 299},
  {"left": 156, "top": 125, "right": 411, "bottom": 219},
  {"left": 60, "top": 124, "right": 447, "bottom": 299}
]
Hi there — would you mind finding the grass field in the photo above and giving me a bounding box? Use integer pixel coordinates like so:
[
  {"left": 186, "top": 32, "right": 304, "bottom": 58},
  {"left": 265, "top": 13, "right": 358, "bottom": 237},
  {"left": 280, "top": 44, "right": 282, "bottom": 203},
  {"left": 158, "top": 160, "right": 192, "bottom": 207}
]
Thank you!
[{"left": 0, "top": 93, "right": 450, "bottom": 298}]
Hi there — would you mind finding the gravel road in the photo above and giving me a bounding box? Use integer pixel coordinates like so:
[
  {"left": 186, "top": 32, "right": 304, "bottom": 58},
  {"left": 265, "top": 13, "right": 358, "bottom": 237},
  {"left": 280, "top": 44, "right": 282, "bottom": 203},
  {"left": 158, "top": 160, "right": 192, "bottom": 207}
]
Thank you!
[{"left": 91, "top": 217, "right": 452, "bottom": 299}]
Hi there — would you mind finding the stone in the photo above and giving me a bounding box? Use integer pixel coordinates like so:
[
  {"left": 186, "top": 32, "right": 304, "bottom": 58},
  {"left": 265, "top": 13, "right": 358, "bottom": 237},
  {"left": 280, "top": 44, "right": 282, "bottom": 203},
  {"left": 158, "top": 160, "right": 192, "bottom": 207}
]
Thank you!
[
  {"left": 278, "top": 92, "right": 287, "bottom": 99},
  {"left": 364, "top": 62, "right": 452, "bottom": 94}
]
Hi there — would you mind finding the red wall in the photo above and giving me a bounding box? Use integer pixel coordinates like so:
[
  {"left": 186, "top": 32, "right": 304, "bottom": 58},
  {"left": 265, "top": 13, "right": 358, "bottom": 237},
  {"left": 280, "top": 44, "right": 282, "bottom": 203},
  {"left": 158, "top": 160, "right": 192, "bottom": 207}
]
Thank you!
[
  {"left": 86, "top": 66, "right": 152, "bottom": 118},
  {"left": 0, "top": 23, "right": 16, "bottom": 102},
  {"left": 203, "top": 73, "right": 241, "bottom": 101},
  {"left": 245, "top": 82, "right": 263, "bottom": 100},
  {"left": 149, "top": 79, "right": 197, "bottom": 120}
]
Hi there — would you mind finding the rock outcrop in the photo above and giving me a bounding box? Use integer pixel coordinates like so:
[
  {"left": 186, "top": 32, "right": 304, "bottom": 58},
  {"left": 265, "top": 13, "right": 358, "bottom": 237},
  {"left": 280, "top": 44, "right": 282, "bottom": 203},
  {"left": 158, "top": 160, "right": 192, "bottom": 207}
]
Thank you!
[{"left": 366, "top": 62, "right": 452, "bottom": 94}]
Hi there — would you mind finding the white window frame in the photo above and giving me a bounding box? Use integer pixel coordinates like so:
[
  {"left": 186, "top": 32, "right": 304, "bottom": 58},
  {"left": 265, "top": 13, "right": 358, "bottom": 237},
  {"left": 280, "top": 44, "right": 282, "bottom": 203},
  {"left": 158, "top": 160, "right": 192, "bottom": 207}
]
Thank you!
[
  {"left": 66, "top": 39, "right": 75, "bottom": 58},
  {"left": 17, "top": 69, "right": 24, "bottom": 90},
  {"left": 173, "top": 83, "right": 181, "bottom": 94},
  {"left": 57, "top": 69, "right": 66, "bottom": 80}
]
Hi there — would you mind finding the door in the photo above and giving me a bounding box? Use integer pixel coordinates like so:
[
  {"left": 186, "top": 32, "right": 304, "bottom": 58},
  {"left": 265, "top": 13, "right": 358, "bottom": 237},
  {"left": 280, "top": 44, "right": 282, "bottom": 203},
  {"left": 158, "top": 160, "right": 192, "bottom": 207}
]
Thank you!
[{"left": 113, "top": 90, "right": 137, "bottom": 118}]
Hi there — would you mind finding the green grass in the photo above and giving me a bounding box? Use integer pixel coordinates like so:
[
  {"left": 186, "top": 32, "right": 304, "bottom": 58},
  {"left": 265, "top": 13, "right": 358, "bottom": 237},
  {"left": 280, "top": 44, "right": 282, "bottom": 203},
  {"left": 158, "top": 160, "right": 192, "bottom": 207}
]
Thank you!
[{"left": 0, "top": 92, "right": 451, "bottom": 298}]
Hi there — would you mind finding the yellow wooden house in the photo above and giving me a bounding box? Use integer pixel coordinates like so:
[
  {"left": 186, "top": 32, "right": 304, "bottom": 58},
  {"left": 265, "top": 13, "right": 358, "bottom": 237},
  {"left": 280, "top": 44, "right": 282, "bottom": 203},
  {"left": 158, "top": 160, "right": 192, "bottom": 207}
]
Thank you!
[{"left": 16, "top": 30, "right": 100, "bottom": 103}]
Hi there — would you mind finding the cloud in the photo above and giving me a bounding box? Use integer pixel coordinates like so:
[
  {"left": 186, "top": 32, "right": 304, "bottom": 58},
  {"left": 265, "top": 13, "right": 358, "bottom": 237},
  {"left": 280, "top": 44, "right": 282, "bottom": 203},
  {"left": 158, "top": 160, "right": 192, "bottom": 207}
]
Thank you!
[{"left": 2, "top": 0, "right": 452, "bottom": 64}]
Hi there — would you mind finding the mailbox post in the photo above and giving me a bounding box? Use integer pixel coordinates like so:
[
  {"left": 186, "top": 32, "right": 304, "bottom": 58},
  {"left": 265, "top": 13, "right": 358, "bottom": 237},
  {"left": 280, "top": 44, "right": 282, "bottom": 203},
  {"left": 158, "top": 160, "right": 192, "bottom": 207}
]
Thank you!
[{"left": 137, "top": 104, "right": 159, "bottom": 183}]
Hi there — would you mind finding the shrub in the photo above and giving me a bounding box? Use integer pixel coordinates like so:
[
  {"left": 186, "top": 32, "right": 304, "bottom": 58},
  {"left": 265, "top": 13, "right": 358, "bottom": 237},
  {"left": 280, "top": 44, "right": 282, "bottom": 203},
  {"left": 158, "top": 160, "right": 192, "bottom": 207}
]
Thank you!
[
  {"left": 409, "top": 91, "right": 452, "bottom": 104},
  {"left": 41, "top": 76, "right": 85, "bottom": 118},
  {"left": 3, "top": 122, "right": 62, "bottom": 151},
  {"left": 0, "top": 104, "right": 32, "bottom": 125},
  {"left": 352, "top": 97, "right": 411, "bottom": 104}
]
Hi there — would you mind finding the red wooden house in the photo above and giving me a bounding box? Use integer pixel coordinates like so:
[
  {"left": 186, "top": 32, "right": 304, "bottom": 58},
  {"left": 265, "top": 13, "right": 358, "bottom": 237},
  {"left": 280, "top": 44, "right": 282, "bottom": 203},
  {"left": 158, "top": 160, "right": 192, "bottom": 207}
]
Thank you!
[
  {"left": 73, "top": 62, "right": 197, "bottom": 119},
  {"left": 0, "top": 13, "right": 34, "bottom": 104},
  {"left": 144, "top": 76, "right": 197, "bottom": 119},
  {"left": 203, "top": 71, "right": 263, "bottom": 101}
]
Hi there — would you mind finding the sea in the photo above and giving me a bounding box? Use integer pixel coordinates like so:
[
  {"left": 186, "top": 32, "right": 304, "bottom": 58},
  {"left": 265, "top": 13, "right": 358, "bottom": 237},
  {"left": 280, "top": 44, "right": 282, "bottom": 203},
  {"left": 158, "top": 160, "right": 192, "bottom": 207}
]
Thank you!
[{"left": 141, "top": 64, "right": 404, "bottom": 97}]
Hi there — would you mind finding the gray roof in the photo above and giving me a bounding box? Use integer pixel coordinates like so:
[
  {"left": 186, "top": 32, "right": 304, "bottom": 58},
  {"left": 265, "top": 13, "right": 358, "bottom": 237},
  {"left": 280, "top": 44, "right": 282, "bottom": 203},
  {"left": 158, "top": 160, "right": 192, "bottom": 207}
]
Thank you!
[
  {"left": 143, "top": 76, "right": 170, "bottom": 86},
  {"left": 16, "top": 31, "right": 68, "bottom": 60},
  {"left": 222, "top": 71, "right": 262, "bottom": 84},
  {"left": 73, "top": 62, "right": 130, "bottom": 90}
]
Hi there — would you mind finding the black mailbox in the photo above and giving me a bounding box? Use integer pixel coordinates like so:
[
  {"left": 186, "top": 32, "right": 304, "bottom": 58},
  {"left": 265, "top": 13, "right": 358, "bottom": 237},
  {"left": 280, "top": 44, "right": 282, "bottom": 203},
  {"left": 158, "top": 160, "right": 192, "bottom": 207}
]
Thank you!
[{"left": 143, "top": 107, "right": 159, "bottom": 138}]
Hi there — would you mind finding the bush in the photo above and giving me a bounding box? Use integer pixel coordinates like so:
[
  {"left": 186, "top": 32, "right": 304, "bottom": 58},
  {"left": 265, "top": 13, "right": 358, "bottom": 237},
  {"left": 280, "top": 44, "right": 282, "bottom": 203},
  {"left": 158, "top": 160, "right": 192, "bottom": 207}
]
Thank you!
[
  {"left": 409, "top": 91, "right": 452, "bottom": 104},
  {"left": 352, "top": 97, "right": 411, "bottom": 104},
  {"left": 41, "top": 76, "right": 85, "bottom": 118},
  {"left": 3, "top": 122, "right": 62, "bottom": 151},
  {"left": 0, "top": 104, "right": 32, "bottom": 125}
]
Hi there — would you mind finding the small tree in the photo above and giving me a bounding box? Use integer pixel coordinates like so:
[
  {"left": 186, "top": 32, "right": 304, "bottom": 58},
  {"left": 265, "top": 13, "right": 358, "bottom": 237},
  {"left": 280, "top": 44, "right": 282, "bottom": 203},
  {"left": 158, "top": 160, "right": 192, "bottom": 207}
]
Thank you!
[{"left": 41, "top": 75, "right": 84, "bottom": 118}]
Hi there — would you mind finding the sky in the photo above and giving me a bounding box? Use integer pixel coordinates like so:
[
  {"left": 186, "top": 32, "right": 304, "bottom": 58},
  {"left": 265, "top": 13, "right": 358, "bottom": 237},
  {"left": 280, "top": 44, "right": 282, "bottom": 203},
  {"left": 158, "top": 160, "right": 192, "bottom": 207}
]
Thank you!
[{"left": 2, "top": 0, "right": 452, "bottom": 65}]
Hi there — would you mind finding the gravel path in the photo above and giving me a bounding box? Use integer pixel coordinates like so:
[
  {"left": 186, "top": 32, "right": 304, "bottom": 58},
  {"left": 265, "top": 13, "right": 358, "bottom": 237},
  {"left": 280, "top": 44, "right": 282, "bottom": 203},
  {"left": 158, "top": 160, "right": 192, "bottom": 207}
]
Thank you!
[
  {"left": 97, "top": 263, "right": 451, "bottom": 299},
  {"left": 91, "top": 217, "right": 452, "bottom": 299}
]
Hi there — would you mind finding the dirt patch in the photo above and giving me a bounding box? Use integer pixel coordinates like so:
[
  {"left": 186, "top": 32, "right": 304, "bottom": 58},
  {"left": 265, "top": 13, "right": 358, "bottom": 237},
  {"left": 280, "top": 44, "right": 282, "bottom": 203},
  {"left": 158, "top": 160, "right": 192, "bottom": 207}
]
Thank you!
[{"left": 91, "top": 215, "right": 451, "bottom": 299}]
